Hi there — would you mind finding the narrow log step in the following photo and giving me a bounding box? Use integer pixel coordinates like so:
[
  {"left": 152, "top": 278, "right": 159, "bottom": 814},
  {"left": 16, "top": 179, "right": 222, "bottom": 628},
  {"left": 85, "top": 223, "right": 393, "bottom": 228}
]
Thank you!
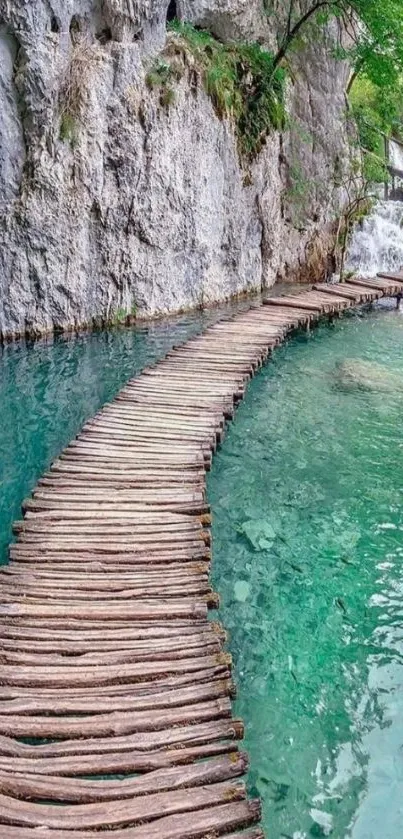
[{"left": 1, "top": 799, "right": 261, "bottom": 838}]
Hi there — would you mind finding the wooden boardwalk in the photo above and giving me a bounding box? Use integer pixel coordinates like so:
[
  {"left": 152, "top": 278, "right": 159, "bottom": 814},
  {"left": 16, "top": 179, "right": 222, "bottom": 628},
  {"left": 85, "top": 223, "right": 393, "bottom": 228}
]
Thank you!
[{"left": 0, "top": 274, "right": 401, "bottom": 837}]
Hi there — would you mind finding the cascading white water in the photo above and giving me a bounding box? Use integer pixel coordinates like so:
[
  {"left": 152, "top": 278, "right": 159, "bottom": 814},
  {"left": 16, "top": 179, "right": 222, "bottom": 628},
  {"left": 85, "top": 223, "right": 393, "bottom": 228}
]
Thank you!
[
  {"left": 346, "top": 200, "right": 403, "bottom": 277},
  {"left": 389, "top": 139, "right": 403, "bottom": 174}
]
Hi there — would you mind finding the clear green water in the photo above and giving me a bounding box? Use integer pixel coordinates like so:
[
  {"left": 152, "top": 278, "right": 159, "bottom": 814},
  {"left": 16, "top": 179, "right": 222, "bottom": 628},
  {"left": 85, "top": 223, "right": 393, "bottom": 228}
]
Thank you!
[
  {"left": 208, "top": 305, "right": 403, "bottom": 839},
  {"left": 2, "top": 303, "right": 403, "bottom": 837},
  {"left": 0, "top": 303, "right": 249, "bottom": 564}
]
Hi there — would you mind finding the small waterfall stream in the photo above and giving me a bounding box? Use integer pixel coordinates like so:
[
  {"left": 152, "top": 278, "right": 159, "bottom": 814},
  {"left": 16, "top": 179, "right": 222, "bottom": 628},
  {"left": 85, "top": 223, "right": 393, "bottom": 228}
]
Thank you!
[
  {"left": 346, "top": 200, "right": 403, "bottom": 277},
  {"left": 389, "top": 138, "right": 403, "bottom": 174}
]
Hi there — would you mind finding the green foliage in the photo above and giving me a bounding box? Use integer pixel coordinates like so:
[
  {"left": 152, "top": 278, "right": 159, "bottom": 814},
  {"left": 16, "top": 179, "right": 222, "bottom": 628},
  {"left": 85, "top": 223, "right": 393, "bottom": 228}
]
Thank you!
[
  {"left": 350, "top": 74, "right": 403, "bottom": 142},
  {"left": 362, "top": 150, "right": 388, "bottom": 186},
  {"left": 145, "top": 57, "right": 180, "bottom": 107},
  {"left": 110, "top": 303, "right": 137, "bottom": 326},
  {"left": 264, "top": 1, "right": 403, "bottom": 89},
  {"left": 167, "top": 21, "right": 286, "bottom": 159},
  {"left": 349, "top": 74, "right": 403, "bottom": 184},
  {"left": 350, "top": 0, "right": 403, "bottom": 89},
  {"left": 111, "top": 307, "right": 127, "bottom": 325}
]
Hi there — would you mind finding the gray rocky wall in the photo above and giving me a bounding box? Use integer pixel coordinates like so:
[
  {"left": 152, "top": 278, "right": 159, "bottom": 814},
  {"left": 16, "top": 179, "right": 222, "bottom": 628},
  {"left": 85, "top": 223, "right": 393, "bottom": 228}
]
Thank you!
[{"left": 0, "top": 0, "right": 353, "bottom": 338}]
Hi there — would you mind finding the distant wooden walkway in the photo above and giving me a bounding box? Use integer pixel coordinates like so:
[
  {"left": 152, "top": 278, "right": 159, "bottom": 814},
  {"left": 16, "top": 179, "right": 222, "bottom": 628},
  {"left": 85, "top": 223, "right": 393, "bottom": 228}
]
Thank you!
[{"left": 0, "top": 274, "right": 401, "bottom": 837}]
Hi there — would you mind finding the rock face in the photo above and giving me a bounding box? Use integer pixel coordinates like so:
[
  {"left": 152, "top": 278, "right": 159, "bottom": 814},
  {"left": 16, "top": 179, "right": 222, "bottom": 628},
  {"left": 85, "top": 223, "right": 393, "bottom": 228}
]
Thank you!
[{"left": 0, "top": 0, "right": 353, "bottom": 338}]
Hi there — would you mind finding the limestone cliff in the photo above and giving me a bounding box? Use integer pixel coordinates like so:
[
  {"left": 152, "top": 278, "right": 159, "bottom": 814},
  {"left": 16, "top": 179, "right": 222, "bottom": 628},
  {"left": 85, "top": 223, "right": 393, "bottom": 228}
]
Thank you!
[{"left": 0, "top": 0, "right": 353, "bottom": 338}]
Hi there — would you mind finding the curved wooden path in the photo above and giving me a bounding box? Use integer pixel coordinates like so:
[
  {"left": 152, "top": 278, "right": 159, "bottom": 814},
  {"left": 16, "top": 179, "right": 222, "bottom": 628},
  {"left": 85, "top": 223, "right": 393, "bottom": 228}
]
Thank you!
[{"left": 0, "top": 274, "right": 401, "bottom": 837}]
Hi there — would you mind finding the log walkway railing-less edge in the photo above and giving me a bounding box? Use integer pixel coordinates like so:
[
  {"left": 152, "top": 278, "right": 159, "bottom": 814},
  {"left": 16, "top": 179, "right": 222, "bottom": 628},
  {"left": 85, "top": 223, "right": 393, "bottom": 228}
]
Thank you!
[{"left": 0, "top": 273, "right": 402, "bottom": 838}]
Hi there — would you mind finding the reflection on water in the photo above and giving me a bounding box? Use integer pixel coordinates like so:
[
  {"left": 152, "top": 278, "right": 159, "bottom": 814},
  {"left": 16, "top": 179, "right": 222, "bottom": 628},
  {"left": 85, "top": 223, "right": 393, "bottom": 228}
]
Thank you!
[{"left": 208, "top": 306, "right": 403, "bottom": 838}]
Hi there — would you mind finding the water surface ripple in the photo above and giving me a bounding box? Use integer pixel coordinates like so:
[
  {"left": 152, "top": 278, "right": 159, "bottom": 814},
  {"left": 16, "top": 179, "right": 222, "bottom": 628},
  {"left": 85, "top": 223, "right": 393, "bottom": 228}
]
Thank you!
[{"left": 208, "top": 305, "right": 403, "bottom": 839}]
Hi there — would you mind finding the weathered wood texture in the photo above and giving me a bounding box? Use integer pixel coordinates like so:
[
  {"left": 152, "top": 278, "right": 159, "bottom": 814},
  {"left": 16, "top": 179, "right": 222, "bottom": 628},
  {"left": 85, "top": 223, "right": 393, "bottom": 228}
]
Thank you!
[{"left": 0, "top": 277, "right": 397, "bottom": 836}]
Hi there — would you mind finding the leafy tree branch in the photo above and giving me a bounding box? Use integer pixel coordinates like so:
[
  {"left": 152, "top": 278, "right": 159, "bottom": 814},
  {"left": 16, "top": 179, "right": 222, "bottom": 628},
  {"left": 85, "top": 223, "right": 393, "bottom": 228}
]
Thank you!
[{"left": 267, "top": 0, "right": 403, "bottom": 90}]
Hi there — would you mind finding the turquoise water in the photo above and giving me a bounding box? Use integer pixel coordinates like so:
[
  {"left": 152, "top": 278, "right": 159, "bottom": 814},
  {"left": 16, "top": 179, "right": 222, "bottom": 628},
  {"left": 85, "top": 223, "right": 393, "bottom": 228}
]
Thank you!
[
  {"left": 0, "top": 304, "right": 248, "bottom": 564},
  {"left": 2, "top": 302, "right": 403, "bottom": 836},
  {"left": 209, "top": 304, "right": 403, "bottom": 839}
]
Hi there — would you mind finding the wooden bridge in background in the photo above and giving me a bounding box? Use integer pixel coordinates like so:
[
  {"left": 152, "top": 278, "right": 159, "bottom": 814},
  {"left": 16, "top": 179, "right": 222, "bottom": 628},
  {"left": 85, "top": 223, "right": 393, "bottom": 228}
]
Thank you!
[{"left": 0, "top": 273, "right": 402, "bottom": 837}]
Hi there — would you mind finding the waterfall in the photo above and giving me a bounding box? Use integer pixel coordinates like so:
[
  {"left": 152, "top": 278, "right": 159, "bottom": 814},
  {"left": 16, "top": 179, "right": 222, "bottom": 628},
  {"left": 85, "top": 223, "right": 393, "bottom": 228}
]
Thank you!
[
  {"left": 389, "top": 139, "right": 403, "bottom": 175},
  {"left": 345, "top": 200, "right": 403, "bottom": 278}
]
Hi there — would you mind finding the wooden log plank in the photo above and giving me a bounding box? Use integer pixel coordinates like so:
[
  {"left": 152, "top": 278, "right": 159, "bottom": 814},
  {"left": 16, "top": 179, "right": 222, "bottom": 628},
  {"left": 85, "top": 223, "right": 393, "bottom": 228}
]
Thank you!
[
  {"left": 0, "top": 717, "right": 243, "bottom": 757},
  {"left": 0, "top": 780, "right": 246, "bottom": 830},
  {"left": 0, "top": 569, "right": 211, "bottom": 586},
  {"left": 1, "top": 561, "right": 211, "bottom": 579},
  {"left": 0, "top": 601, "right": 209, "bottom": 628},
  {"left": 263, "top": 297, "right": 323, "bottom": 313},
  {"left": 126, "top": 379, "right": 229, "bottom": 391},
  {"left": 16, "top": 534, "right": 207, "bottom": 549},
  {"left": 250, "top": 306, "right": 312, "bottom": 322},
  {"left": 304, "top": 291, "right": 349, "bottom": 309},
  {"left": 79, "top": 428, "right": 216, "bottom": 445},
  {"left": 14, "top": 519, "right": 206, "bottom": 535},
  {"left": 31, "top": 486, "right": 205, "bottom": 500},
  {"left": 0, "top": 741, "right": 237, "bottom": 779},
  {"left": 0, "top": 667, "right": 232, "bottom": 701},
  {"left": 336, "top": 282, "right": 380, "bottom": 299},
  {"left": 0, "top": 651, "right": 231, "bottom": 686},
  {"left": 0, "top": 625, "right": 217, "bottom": 647},
  {"left": 102, "top": 400, "right": 228, "bottom": 415},
  {"left": 22, "top": 499, "right": 211, "bottom": 516},
  {"left": 1, "top": 562, "right": 210, "bottom": 579},
  {"left": 377, "top": 270, "right": 403, "bottom": 283},
  {"left": 83, "top": 428, "right": 219, "bottom": 444},
  {"left": 313, "top": 283, "right": 363, "bottom": 301},
  {"left": 0, "top": 799, "right": 261, "bottom": 837},
  {"left": 0, "top": 583, "right": 214, "bottom": 603},
  {"left": 0, "top": 573, "right": 211, "bottom": 591},
  {"left": 0, "top": 751, "right": 248, "bottom": 803},
  {"left": 118, "top": 387, "right": 235, "bottom": 402},
  {"left": 0, "top": 637, "right": 221, "bottom": 661},
  {"left": 0, "top": 679, "right": 233, "bottom": 716},
  {"left": 0, "top": 697, "right": 231, "bottom": 739},
  {"left": 10, "top": 546, "right": 210, "bottom": 562},
  {"left": 65, "top": 440, "right": 210, "bottom": 456},
  {"left": 0, "top": 621, "right": 223, "bottom": 642},
  {"left": 343, "top": 279, "right": 384, "bottom": 296},
  {"left": 0, "top": 590, "right": 219, "bottom": 611},
  {"left": 24, "top": 510, "right": 204, "bottom": 524},
  {"left": 45, "top": 469, "right": 206, "bottom": 483},
  {"left": 9, "top": 551, "right": 211, "bottom": 566}
]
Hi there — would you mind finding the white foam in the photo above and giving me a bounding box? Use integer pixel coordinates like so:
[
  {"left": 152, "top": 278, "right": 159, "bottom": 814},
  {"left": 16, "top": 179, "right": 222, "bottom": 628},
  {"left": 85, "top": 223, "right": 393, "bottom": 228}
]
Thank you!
[{"left": 346, "top": 200, "right": 403, "bottom": 277}]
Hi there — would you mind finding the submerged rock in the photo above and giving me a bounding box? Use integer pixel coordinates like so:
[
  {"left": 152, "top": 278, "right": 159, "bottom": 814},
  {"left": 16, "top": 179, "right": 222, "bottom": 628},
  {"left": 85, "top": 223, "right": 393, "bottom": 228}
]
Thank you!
[{"left": 334, "top": 358, "right": 403, "bottom": 393}]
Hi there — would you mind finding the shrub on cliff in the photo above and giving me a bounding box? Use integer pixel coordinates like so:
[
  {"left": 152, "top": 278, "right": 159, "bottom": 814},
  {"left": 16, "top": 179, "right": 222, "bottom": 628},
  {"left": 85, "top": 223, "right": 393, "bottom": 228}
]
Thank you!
[{"left": 162, "top": 22, "right": 286, "bottom": 160}]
